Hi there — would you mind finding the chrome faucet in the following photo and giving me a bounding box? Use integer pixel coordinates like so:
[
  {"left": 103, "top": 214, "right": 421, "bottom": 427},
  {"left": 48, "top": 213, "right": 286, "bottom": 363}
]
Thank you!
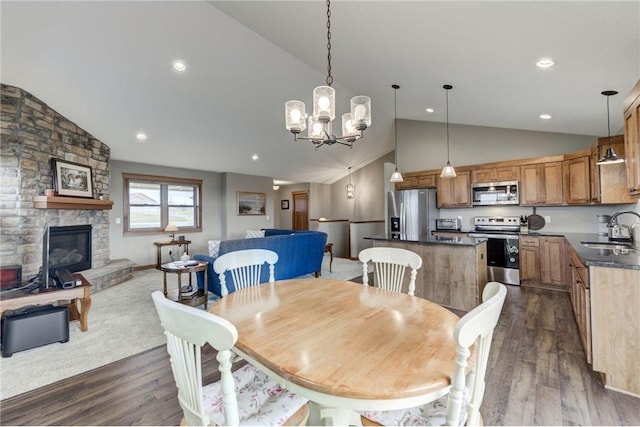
[{"left": 607, "top": 210, "right": 640, "bottom": 227}]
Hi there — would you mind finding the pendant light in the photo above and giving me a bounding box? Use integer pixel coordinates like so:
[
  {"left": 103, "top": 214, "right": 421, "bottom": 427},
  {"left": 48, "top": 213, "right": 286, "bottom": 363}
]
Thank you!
[
  {"left": 284, "top": 0, "right": 371, "bottom": 149},
  {"left": 389, "top": 84, "right": 404, "bottom": 183},
  {"left": 346, "top": 166, "right": 355, "bottom": 199},
  {"left": 596, "top": 90, "right": 624, "bottom": 165},
  {"left": 440, "top": 84, "right": 457, "bottom": 178}
]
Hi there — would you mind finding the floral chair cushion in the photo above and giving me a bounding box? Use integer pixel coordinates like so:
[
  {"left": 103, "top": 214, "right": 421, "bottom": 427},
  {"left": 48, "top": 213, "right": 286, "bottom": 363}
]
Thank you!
[
  {"left": 208, "top": 240, "right": 221, "bottom": 258},
  {"left": 202, "top": 363, "right": 308, "bottom": 426},
  {"left": 245, "top": 229, "right": 265, "bottom": 238},
  {"left": 361, "top": 390, "right": 468, "bottom": 427}
]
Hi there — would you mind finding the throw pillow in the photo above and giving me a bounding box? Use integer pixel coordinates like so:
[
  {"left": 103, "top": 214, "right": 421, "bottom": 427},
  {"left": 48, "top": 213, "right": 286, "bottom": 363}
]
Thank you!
[
  {"left": 245, "top": 229, "right": 265, "bottom": 238},
  {"left": 208, "top": 240, "right": 221, "bottom": 258}
]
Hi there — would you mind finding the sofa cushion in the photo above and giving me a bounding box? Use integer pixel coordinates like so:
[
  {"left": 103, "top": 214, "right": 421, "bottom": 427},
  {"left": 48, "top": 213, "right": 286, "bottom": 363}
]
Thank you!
[
  {"left": 208, "top": 240, "right": 221, "bottom": 258},
  {"left": 246, "top": 229, "right": 265, "bottom": 238}
]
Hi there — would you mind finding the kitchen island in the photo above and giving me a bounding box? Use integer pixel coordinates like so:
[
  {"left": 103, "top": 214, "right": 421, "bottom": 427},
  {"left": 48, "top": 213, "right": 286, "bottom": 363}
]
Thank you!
[{"left": 365, "top": 234, "right": 487, "bottom": 311}]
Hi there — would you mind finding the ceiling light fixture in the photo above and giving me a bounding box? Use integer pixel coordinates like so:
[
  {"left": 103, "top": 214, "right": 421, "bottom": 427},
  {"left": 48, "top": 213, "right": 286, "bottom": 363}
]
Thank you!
[
  {"left": 251, "top": 154, "right": 259, "bottom": 161},
  {"left": 346, "top": 166, "right": 355, "bottom": 199},
  {"left": 389, "top": 84, "right": 404, "bottom": 183},
  {"left": 596, "top": 90, "right": 624, "bottom": 165},
  {"left": 539, "top": 113, "right": 552, "bottom": 120},
  {"left": 536, "top": 58, "right": 554, "bottom": 68},
  {"left": 284, "top": 0, "right": 371, "bottom": 149},
  {"left": 173, "top": 61, "right": 186, "bottom": 71},
  {"left": 136, "top": 132, "right": 147, "bottom": 141},
  {"left": 440, "top": 84, "right": 457, "bottom": 178},
  {"left": 425, "top": 108, "right": 434, "bottom": 113}
]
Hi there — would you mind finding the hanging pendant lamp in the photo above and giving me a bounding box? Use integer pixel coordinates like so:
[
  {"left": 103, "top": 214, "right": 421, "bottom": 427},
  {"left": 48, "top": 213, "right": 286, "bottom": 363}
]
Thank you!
[
  {"left": 346, "top": 166, "right": 355, "bottom": 199},
  {"left": 440, "top": 84, "right": 457, "bottom": 178},
  {"left": 389, "top": 84, "right": 404, "bottom": 183},
  {"left": 596, "top": 90, "right": 624, "bottom": 165}
]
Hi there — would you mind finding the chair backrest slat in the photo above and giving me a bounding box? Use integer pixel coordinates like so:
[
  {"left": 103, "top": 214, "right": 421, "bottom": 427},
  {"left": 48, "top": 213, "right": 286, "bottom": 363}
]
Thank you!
[
  {"left": 214, "top": 249, "right": 278, "bottom": 296},
  {"left": 359, "top": 247, "right": 422, "bottom": 296}
]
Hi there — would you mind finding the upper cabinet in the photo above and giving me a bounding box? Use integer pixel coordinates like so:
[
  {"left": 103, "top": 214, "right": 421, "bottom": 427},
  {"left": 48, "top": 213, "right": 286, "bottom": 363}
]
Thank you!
[
  {"left": 394, "top": 172, "right": 437, "bottom": 191},
  {"left": 592, "top": 135, "right": 636, "bottom": 204},
  {"left": 623, "top": 79, "right": 640, "bottom": 196},
  {"left": 563, "top": 154, "right": 591, "bottom": 204},
  {"left": 437, "top": 170, "right": 471, "bottom": 208},
  {"left": 471, "top": 165, "right": 519, "bottom": 183},
  {"left": 520, "top": 161, "right": 563, "bottom": 206}
]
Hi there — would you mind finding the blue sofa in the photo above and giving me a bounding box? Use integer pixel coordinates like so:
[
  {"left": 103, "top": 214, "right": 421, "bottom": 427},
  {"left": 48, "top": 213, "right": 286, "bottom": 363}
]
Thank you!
[{"left": 193, "top": 230, "right": 327, "bottom": 297}]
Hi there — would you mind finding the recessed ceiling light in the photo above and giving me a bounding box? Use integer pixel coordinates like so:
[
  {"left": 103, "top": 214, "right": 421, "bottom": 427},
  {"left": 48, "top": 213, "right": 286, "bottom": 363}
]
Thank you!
[
  {"left": 539, "top": 113, "right": 552, "bottom": 120},
  {"left": 173, "top": 61, "right": 186, "bottom": 71},
  {"left": 425, "top": 108, "right": 434, "bottom": 113},
  {"left": 251, "top": 154, "right": 259, "bottom": 161},
  {"left": 136, "top": 132, "right": 147, "bottom": 141},
  {"left": 536, "top": 58, "right": 554, "bottom": 68}
]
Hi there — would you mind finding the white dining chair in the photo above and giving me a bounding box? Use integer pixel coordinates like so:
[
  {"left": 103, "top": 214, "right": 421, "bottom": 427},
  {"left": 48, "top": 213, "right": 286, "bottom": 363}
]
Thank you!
[
  {"left": 361, "top": 281, "right": 507, "bottom": 427},
  {"left": 151, "top": 291, "right": 309, "bottom": 426},
  {"left": 358, "top": 247, "right": 423, "bottom": 296},
  {"left": 213, "top": 249, "right": 278, "bottom": 297}
]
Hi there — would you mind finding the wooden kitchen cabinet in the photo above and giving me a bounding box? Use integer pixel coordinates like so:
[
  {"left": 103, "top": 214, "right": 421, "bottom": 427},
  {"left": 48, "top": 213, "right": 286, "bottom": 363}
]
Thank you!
[
  {"left": 568, "top": 246, "right": 591, "bottom": 364},
  {"left": 520, "top": 162, "right": 563, "bottom": 205},
  {"left": 623, "top": 79, "right": 640, "bottom": 196},
  {"left": 519, "top": 235, "right": 540, "bottom": 283},
  {"left": 591, "top": 135, "right": 636, "bottom": 204},
  {"left": 540, "top": 236, "right": 567, "bottom": 289},
  {"left": 437, "top": 170, "right": 471, "bottom": 208},
  {"left": 394, "top": 172, "right": 437, "bottom": 190},
  {"left": 563, "top": 154, "right": 591, "bottom": 204},
  {"left": 471, "top": 165, "right": 519, "bottom": 183}
]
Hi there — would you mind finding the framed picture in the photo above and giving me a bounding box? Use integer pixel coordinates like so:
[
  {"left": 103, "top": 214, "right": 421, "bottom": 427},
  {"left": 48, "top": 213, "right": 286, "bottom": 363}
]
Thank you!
[
  {"left": 51, "top": 158, "right": 94, "bottom": 198},
  {"left": 237, "top": 191, "right": 266, "bottom": 215},
  {"left": 281, "top": 199, "right": 289, "bottom": 210}
]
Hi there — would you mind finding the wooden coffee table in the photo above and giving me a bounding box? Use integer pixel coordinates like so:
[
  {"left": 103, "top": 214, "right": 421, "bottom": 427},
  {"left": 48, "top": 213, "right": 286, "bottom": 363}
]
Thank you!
[
  {"left": 0, "top": 273, "right": 92, "bottom": 332},
  {"left": 160, "top": 261, "right": 209, "bottom": 309}
]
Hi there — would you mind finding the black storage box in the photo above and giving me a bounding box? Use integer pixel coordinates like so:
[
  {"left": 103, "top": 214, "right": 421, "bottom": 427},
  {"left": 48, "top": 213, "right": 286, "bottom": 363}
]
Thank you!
[{"left": 1, "top": 304, "right": 69, "bottom": 357}]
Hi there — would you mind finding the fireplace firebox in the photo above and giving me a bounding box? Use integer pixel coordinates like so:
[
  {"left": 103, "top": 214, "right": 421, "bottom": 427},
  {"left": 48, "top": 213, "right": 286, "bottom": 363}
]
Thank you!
[{"left": 49, "top": 225, "right": 92, "bottom": 275}]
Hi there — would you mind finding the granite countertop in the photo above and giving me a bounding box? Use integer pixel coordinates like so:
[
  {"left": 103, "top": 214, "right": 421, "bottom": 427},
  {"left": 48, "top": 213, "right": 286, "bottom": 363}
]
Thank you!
[
  {"left": 430, "top": 229, "right": 640, "bottom": 270},
  {"left": 365, "top": 234, "right": 485, "bottom": 247}
]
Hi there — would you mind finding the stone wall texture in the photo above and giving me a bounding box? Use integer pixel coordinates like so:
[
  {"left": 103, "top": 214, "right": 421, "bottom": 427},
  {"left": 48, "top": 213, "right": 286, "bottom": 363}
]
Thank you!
[{"left": 1, "top": 84, "right": 111, "bottom": 279}]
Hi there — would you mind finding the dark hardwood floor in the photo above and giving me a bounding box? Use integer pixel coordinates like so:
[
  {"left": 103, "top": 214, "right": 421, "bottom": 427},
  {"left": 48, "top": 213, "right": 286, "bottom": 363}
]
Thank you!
[{"left": 1, "top": 283, "right": 638, "bottom": 426}]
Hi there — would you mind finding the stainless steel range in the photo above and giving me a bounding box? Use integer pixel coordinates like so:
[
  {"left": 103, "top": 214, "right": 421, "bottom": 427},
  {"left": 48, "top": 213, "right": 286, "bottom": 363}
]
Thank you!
[{"left": 469, "top": 216, "right": 520, "bottom": 286}]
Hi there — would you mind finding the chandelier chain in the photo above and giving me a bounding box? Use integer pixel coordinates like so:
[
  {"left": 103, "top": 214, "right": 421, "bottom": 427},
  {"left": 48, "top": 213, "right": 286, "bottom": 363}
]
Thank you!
[{"left": 325, "top": 0, "right": 333, "bottom": 86}]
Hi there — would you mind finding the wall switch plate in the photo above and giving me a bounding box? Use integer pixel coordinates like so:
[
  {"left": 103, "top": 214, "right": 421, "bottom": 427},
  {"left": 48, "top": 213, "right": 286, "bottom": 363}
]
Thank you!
[
  {"left": 115, "top": 217, "right": 121, "bottom": 224},
  {"left": 544, "top": 215, "right": 551, "bottom": 223}
]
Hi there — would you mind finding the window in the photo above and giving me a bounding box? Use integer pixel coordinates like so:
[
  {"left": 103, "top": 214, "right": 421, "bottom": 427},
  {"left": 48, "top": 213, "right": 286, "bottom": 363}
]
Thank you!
[{"left": 123, "top": 173, "right": 202, "bottom": 236}]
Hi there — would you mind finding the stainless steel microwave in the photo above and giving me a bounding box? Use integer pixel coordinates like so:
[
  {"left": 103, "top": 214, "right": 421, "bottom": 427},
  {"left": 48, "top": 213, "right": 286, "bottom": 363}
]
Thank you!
[{"left": 471, "top": 181, "right": 519, "bottom": 206}]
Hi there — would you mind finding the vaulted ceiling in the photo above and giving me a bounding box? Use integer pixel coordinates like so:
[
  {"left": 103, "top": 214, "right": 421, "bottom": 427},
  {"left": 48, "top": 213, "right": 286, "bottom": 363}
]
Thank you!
[{"left": 2, "top": 1, "right": 638, "bottom": 184}]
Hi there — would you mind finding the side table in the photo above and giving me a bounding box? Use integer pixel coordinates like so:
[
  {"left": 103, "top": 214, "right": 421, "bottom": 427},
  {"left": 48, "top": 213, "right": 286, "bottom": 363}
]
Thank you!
[
  {"left": 160, "top": 261, "right": 208, "bottom": 309},
  {"left": 325, "top": 243, "right": 334, "bottom": 272},
  {"left": 154, "top": 240, "right": 191, "bottom": 269}
]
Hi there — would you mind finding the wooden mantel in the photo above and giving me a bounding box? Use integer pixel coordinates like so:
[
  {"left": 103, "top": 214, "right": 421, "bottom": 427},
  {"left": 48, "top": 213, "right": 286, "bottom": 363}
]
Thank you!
[{"left": 33, "top": 196, "right": 113, "bottom": 210}]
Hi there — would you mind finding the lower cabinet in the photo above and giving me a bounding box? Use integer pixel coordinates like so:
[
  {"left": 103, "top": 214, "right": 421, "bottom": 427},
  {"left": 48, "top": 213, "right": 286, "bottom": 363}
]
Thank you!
[
  {"left": 519, "top": 235, "right": 567, "bottom": 290},
  {"left": 568, "top": 246, "right": 591, "bottom": 363}
]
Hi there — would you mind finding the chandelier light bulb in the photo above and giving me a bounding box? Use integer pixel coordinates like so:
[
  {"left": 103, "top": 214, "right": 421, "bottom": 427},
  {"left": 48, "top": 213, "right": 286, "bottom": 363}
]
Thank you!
[
  {"left": 318, "top": 96, "right": 331, "bottom": 111},
  {"left": 290, "top": 108, "right": 302, "bottom": 123}
]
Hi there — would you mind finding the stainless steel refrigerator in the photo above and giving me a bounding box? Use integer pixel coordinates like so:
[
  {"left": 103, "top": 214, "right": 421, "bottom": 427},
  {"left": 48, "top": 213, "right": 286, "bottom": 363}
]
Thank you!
[{"left": 387, "top": 189, "right": 439, "bottom": 240}]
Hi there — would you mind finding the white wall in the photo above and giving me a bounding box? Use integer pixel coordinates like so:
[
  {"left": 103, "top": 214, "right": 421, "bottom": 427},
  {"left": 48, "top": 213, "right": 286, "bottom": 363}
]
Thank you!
[{"left": 276, "top": 183, "right": 310, "bottom": 229}]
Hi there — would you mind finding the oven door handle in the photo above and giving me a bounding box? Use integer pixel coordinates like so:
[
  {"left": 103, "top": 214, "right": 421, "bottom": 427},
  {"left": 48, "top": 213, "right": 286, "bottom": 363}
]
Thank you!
[{"left": 468, "top": 233, "right": 518, "bottom": 239}]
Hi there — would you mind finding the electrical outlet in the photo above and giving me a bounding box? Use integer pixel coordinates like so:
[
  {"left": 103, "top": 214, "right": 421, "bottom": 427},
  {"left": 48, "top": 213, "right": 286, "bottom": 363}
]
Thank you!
[{"left": 544, "top": 215, "right": 551, "bottom": 223}]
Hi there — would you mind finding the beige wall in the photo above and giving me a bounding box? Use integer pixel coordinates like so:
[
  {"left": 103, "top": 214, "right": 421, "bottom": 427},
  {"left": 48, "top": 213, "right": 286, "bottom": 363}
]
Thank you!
[
  {"left": 397, "top": 119, "right": 596, "bottom": 173},
  {"left": 222, "top": 172, "right": 274, "bottom": 239}
]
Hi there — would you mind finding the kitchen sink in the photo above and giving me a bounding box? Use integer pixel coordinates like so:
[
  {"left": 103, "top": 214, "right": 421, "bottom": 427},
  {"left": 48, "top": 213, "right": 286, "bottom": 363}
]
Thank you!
[{"left": 580, "top": 241, "right": 634, "bottom": 250}]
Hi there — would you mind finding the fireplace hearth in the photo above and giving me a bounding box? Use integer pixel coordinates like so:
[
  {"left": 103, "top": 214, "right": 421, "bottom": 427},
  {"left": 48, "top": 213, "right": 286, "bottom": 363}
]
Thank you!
[{"left": 49, "top": 225, "right": 92, "bottom": 274}]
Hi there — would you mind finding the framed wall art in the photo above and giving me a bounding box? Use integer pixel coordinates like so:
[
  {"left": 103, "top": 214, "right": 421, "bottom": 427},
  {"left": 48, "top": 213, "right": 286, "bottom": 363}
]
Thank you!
[
  {"left": 281, "top": 199, "right": 289, "bottom": 210},
  {"left": 237, "top": 191, "right": 266, "bottom": 215},
  {"left": 51, "top": 158, "right": 94, "bottom": 198}
]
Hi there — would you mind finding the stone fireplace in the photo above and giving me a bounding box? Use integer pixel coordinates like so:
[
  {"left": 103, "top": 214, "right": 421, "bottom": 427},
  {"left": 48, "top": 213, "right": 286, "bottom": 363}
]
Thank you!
[{"left": 0, "top": 84, "right": 130, "bottom": 291}]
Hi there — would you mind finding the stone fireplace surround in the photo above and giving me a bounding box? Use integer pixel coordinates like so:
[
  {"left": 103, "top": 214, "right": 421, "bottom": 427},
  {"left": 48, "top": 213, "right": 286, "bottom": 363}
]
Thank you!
[{"left": 1, "top": 84, "right": 132, "bottom": 292}]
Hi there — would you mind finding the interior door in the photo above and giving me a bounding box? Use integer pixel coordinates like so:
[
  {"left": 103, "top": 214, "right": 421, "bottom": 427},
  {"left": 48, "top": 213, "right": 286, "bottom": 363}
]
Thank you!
[{"left": 292, "top": 191, "right": 309, "bottom": 231}]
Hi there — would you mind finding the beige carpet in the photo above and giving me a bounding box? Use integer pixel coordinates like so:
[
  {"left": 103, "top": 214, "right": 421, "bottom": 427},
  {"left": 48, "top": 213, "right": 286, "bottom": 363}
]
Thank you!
[{"left": 0, "top": 254, "right": 363, "bottom": 400}]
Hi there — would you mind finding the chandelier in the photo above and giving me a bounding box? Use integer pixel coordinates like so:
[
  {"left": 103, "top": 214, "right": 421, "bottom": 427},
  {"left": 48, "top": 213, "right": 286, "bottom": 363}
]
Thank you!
[
  {"left": 389, "top": 84, "right": 403, "bottom": 183},
  {"left": 346, "top": 166, "right": 355, "bottom": 199},
  {"left": 284, "top": 0, "right": 371, "bottom": 149},
  {"left": 440, "top": 84, "right": 457, "bottom": 178}
]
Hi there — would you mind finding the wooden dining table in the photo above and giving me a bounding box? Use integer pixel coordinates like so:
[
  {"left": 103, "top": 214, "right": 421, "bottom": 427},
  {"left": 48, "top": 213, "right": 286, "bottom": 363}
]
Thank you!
[{"left": 209, "top": 278, "right": 461, "bottom": 425}]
